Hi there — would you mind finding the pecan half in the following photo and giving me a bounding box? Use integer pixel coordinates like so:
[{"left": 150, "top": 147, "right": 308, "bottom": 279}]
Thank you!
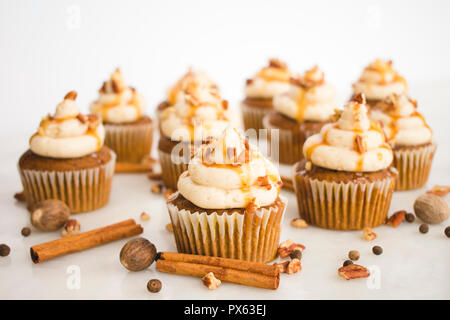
[
  {"left": 427, "top": 185, "right": 450, "bottom": 197},
  {"left": 386, "top": 210, "right": 406, "bottom": 227},
  {"left": 338, "top": 264, "right": 370, "bottom": 280},
  {"left": 278, "top": 239, "right": 306, "bottom": 259}
]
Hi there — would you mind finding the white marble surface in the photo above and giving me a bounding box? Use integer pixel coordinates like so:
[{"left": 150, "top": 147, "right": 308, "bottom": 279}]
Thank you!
[{"left": 0, "top": 127, "right": 449, "bottom": 300}]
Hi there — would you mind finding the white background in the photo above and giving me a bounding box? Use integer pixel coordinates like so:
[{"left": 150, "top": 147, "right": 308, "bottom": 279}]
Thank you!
[{"left": 0, "top": 0, "right": 449, "bottom": 299}]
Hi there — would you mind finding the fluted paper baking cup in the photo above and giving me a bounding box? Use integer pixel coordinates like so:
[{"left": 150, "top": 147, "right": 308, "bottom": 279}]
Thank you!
[
  {"left": 241, "top": 102, "right": 271, "bottom": 134},
  {"left": 293, "top": 172, "right": 394, "bottom": 230},
  {"left": 167, "top": 196, "right": 286, "bottom": 263},
  {"left": 104, "top": 121, "right": 154, "bottom": 163},
  {"left": 392, "top": 143, "right": 436, "bottom": 191},
  {"left": 263, "top": 116, "right": 320, "bottom": 165},
  {"left": 158, "top": 149, "right": 189, "bottom": 190},
  {"left": 18, "top": 152, "right": 116, "bottom": 213}
]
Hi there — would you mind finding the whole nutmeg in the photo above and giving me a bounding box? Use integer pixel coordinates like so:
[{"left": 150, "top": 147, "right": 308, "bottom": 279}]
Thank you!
[
  {"left": 414, "top": 194, "right": 449, "bottom": 224},
  {"left": 120, "top": 237, "right": 157, "bottom": 271},
  {"left": 31, "top": 200, "right": 70, "bottom": 231}
]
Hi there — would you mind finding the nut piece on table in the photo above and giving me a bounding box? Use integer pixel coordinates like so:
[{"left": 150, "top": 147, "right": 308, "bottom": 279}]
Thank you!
[
  {"left": 202, "top": 272, "right": 221, "bottom": 290},
  {"left": 386, "top": 210, "right": 406, "bottom": 227},
  {"left": 363, "top": 227, "right": 377, "bottom": 241},
  {"left": 278, "top": 239, "right": 306, "bottom": 259},
  {"left": 147, "top": 279, "right": 162, "bottom": 293},
  {"left": 14, "top": 191, "right": 26, "bottom": 202},
  {"left": 61, "top": 219, "right": 80, "bottom": 237},
  {"left": 151, "top": 183, "right": 164, "bottom": 194},
  {"left": 140, "top": 212, "right": 150, "bottom": 221},
  {"left": 286, "top": 259, "right": 302, "bottom": 274},
  {"left": 414, "top": 194, "right": 450, "bottom": 224},
  {"left": 338, "top": 264, "right": 370, "bottom": 280},
  {"left": 120, "top": 237, "right": 157, "bottom": 271},
  {"left": 290, "top": 218, "right": 308, "bottom": 228},
  {"left": 273, "top": 261, "right": 289, "bottom": 273},
  {"left": 426, "top": 185, "right": 450, "bottom": 196},
  {"left": 31, "top": 199, "right": 70, "bottom": 231},
  {"left": 166, "top": 223, "right": 173, "bottom": 232}
]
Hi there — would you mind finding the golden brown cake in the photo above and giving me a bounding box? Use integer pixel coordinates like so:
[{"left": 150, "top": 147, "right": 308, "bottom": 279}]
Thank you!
[
  {"left": 263, "top": 66, "right": 337, "bottom": 164},
  {"left": 18, "top": 91, "right": 116, "bottom": 213},
  {"left": 166, "top": 127, "right": 286, "bottom": 262},
  {"left": 90, "top": 68, "right": 153, "bottom": 164},
  {"left": 369, "top": 94, "right": 436, "bottom": 190},
  {"left": 293, "top": 94, "right": 396, "bottom": 230}
]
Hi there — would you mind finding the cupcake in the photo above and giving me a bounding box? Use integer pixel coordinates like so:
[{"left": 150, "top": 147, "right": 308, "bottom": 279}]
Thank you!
[
  {"left": 370, "top": 94, "right": 436, "bottom": 190},
  {"left": 156, "top": 69, "right": 219, "bottom": 127},
  {"left": 293, "top": 94, "right": 396, "bottom": 230},
  {"left": 242, "top": 58, "right": 294, "bottom": 134},
  {"left": 263, "top": 66, "right": 338, "bottom": 164},
  {"left": 90, "top": 68, "right": 153, "bottom": 164},
  {"left": 18, "top": 91, "right": 116, "bottom": 213},
  {"left": 166, "top": 127, "right": 286, "bottom": 263},
  {"left": 352, "top": 59, "right": 407, "bottom": 108},
  {"left": 158, "top": 84, "right": 232, "bottom": 189}
]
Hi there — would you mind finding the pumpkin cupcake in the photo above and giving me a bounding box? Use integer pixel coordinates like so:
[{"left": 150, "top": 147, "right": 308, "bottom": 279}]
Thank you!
[
  {"left": 241, "top": 58, "right": 294, "bottom": 134},
  {"left": 18, "top": 91, "right": 116, "bottom": 213},
  {"left": 352, "top": 59, "right": 407, "bottom": 108},
  {"left": 263, "top": 66, "right": 338, "bottom": 164},
  {"left": 166, "top": 127, "right": 286, "bottom": 263},
  {"left": 370, "top": 94, "right": 435, "bottom": 190},
  {"left": 158, "top": 84, "right": 232, "bottom": 189},
  {"left": 293, "top": 94, "right": 396, "bottom": 230},
  {"left": 90, "top": 68, "right": 153, "bottom": 164}
]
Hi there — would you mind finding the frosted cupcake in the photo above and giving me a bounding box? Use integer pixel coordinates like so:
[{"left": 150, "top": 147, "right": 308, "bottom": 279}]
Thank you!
[
  {"left": 90, "top": 68, "right": 153, "bottom": 164},
  {"left": 18, "top": 91, "right": 115, "bottom": 213},
  {"left": 167, "top": 127, "right": 286, "bottom": 263},
  {"left": 370, "top": 94, "right": 435, "bottom": 190},
  {"left": 352, "top": 59, "right": 407, "bottom": 108},
  {"left": 293, "top": 94, "right": 396, "bottom": 230},
  {"left": 156, "top": 69, "right": 219, "bottom": 126},
  {"left": 158, "top": 86, "right": 232, "bottom": 189},
  {"left": 264, "top": 66, "right": 338, "bottom": 164},
  {"left": 242, "top": 59, "right": 294, "bottom": 134}
]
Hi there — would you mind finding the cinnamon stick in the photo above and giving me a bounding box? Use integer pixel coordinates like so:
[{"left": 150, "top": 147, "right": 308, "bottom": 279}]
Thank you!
[
  {"left": 30, "top": 219, "right": 143, "bottom": 263},
  {"left": 156, "top": 252, "right": 280, "bottom": 290},
  {"left": 281, "top": 176, "right": 295, "bottom": 192}
]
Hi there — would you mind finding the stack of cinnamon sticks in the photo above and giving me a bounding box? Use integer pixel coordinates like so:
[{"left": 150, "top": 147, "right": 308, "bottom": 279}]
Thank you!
[{"left": 156, "top": 252, "right": 280, "bottom": 290}]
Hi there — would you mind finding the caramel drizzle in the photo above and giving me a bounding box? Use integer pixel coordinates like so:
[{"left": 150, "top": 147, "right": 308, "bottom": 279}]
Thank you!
[{"left": 94, "top": 92, "right": 142, "bottom": 121}]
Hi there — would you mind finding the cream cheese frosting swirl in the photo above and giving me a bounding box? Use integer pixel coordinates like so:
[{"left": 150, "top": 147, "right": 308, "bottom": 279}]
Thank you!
[
  {"left": 177, "top": 127, "right": 282, "bottom": 209},
  {"left": 353, "top": 59, "right": 407, "bottom": 101},
  {"left": 167, "top": 68, "right": 219, "bottom": 106},
  {"left": 30, "top": 91, "right": 105, "bottom": 159},
  {"left": 160, "top": 86, "right": 231, "bottom": 142},
  {"left": 245, "top": 58, "right": 294, "bottom": 99},
  {"left": 273, "top": 66, "right": 338, "bottom": 122},
  {"left": 90, "top": 68, "right": 145, "bottom": 124},
  {"left": 303, "top": 94, "right": 393, "bottom": 172},
  {"left": 370, "top": 94, "right": 432, "bottom": 147}
]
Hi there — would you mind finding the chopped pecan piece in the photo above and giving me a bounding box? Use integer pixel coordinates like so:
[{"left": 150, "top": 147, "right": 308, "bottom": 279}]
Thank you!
[
  {"left": 338, "top": 264, "right": 370, "bottom": 280},
  {"left": 363, "top": 227, "right": 377, "bottom": 241},
  {"left": 268, "top": 58, "right": 287, "bottom": 69},
  {"left": 278, "top": 239, "right": 306, "bottom": 259},
  {"left": 329, "top": 109, "right": 343, "bottom": 122},
  {"left": 245, "top": 79, "right": 253, "bottom": 85},
  {"left": 255, "top": 176, "right": 272, "bottom": 190},
  {"left": 291, "top": 218, "right": 308, "bottom": 228},
  {"left": 427, "top": 185, "right": 450, "bottom": 197},
  {"left": 14, "top": 191, "right": 25, "bottom": 202},
  {"left": 273, "top": 261, "right": 289, "bottom": 273},
  {"left": 202, "top": 272, "right": 221, "bottom": 290},
  {"left": 355, "top": 135, "right": 367, "bottom": 154},
  {"left": 352, "top": 93, "right": 366, "bottom": 104},
  {"left": 386, "top": 210, "right": 406, "bottom": 227},
  {"left": 64, "top": 91, "right": 77, "bottom": 100},
  {"left": 61, "top": 219, "right": 80, "bottom": 237},
  {"left": 286, "top": 259, "right": 302, "bottom": 274}
]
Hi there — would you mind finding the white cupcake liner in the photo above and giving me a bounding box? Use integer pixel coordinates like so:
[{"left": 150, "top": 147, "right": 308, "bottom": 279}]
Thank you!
[
  {"left": 167, "top": 195, "right": 287, "bottom": 263},
  {"left": 104, "top": 121, "right": 154, "bottom": 163},
  {"left": 18, "top": 151, "right": 116, "bottom": 213},
  {"left": 393, "top": 143, "right": 436, "bottom": 190},
  {"left": 294, "top": 170, "right": 394, "bottom": 230},
  {"left": 241, "top": 102, "right": 272, "bottom": 134},
  {"left": 158, "top": 148, "right": 189, "bottom": 190}
]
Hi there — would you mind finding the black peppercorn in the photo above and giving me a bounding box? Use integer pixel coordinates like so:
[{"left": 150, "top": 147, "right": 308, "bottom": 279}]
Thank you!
[
  {"left": 372, "top": 245, "right": 383, "bottom": 255},
  {"left": 405, "top": 213, "right": 415, "bottom": 223},
  {"left": 419, "top": 224, "right": 429, "bottom": 234},
  {"left": 147, "top": 279, "right": 162, "bottom": 293},
  {"left": 21, "top": 227, "right": 31, "bottom": 237},
  {"left": 343, "top": 260, "right": 353, "bottom": 267},
  {"left": 0, "top": 244, "right": 11, "bottom": 257},
  {"left": 444, "top": 226, "right": 450, "bottom": 238}
]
